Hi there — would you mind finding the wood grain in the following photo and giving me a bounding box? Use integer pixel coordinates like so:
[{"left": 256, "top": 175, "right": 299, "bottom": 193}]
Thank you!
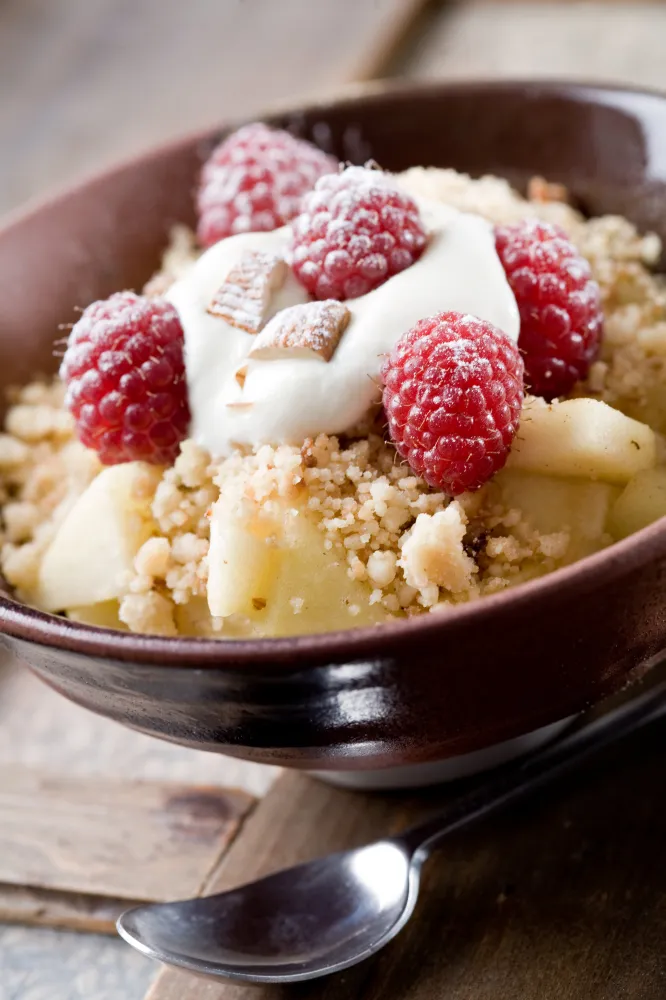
[
  {"left": 0, "top": 0, "right": 427, "bottom": 218},
  {"left": 147, "top": 721, "right": 666, "bottom": 999},
  {"left": 0, "top": 883, "right": 142, "bottom": 936},
  {"left": 402, "top": 1, "right": 666, "bottom": 88},
  {"left": 0, "top": 766, "right": 253, "bottom": 903}
]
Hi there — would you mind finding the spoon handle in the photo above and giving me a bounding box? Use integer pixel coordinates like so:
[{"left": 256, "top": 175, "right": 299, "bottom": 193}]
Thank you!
[{"left": 398, "top": 677, "right": 666, "bottom": 859}]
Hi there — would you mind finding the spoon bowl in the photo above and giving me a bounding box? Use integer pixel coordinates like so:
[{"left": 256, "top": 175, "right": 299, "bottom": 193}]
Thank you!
[{"left": 118, "top": 841, "right": 417, "bottom": 983}]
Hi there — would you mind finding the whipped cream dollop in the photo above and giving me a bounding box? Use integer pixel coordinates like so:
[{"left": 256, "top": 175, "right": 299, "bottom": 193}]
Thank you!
[{"left": 167, "top": 197, "right": 519, "bottom": 458}]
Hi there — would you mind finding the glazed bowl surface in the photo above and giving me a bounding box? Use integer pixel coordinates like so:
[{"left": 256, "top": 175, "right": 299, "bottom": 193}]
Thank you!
[{"left": 2, "top": 79, "right": 666, "bottom": 772}]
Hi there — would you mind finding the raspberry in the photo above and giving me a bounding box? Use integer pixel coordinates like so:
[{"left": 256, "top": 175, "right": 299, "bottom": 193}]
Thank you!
[
  {"left": 382, "top": 312, "right": 524, "bottom": 495},
  {"left": 291, "top": 166, "right": 428, "bottom": 300},
  {"left": 60, "top": 292, "right": 190, "bottom": 466},
  {"left": 196, "top": 123, "right": 338, "bottom": 248},
  {"left": 495, "top": 219, "right": 602, "bottom": 400}
]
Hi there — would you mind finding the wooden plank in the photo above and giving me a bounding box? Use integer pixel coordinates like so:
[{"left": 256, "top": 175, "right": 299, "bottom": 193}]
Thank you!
[
  {"left": 0, "top": 766, "right": 254, "bottom": 903},
  {"left": 0, "top": 883, "right": 141, "bottom": 936},
  {"left": 401, "top": 1, "right": 666, "bottom": 88},
  {"left": 0, "top": 0, "right": 427, "bottom": 218},
  {"left": 147, "top": 721, "right": 666, "bottom": 999}
]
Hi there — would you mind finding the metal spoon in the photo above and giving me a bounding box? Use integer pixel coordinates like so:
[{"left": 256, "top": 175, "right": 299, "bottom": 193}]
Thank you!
[{"left": 118, "top": 678, "right": 666, "bottom": 984}]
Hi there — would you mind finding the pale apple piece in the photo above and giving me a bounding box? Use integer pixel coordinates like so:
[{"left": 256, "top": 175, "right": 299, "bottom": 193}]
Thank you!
[
  {"left": 607, "top": 467, "right": 666, "bottom": 540},
  {"left": 175, "top": 598, "right": 217, "bottom": 637},
  {"left": 507, "top": 398, "right": 657, "bottom": 485},
  {"left": 36, "top": 463, "right": 161, "bottom": 612},
  {"left": 208, "top": 497, "right": 385, "bottom": 636},
  {"left": 495, "top": 469, "right": 620, "bottom": 562},
  {"left": 176, "top": 599, "right": 269, "bottom": 639},
  {"left": 207, "top": 495, "right": 282, "bottom": 620},
  {"left": 67, "top": 601, "right": 127, "bottom": 630},
  {"left": 261, "top": 510, "right": 386, "bottom": 637},
  {"left": 174, "top": 598, "right": 248, "bottom": 638}
]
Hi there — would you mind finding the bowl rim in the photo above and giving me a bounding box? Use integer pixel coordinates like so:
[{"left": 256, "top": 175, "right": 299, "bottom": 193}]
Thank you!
[{"left": 3, "top": 75, "right": 666, "bottom": 668}]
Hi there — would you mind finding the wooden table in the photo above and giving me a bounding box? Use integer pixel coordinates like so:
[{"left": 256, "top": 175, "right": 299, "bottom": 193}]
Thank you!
[{"left": 2, "top": 2, "right": 666, "bottom": 998}]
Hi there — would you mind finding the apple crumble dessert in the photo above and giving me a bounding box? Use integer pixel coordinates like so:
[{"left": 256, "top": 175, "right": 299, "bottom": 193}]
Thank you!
[{"left": 1, "top": 123, "right": 665, "bottom": 638}]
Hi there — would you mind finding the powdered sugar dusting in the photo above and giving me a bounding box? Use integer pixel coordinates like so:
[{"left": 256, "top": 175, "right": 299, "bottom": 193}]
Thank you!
[
  {"left": 197, "top": 123, "right": 338, "bottom": 248},
  {"left": 207, "top": 249, "right": 287, "bottom": 333},
  {"left": 249, "top": 300, "right": 350, "bottom": 362},
  {"left": 291, "top": 166, "right": 429, "bottom": 300}
]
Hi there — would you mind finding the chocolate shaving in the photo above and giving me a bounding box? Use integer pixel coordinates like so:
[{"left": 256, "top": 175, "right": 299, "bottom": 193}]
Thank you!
[
  {"left": 208, "top": 250, "right": 288, "bottom": 333},
  {"left": 248, "top": 300, "right": 351, "bottom": 362}
]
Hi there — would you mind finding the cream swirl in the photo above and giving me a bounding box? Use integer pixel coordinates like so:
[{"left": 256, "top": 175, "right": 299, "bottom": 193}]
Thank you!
[{"left": 167, "top": 197, "right": 519, "bottom": 458}]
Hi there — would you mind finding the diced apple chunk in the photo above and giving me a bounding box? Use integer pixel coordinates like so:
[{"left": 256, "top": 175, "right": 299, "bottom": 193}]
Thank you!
[
  {"left": 207, "top": 495, "right": 384, "bottom": 636},
  {"left": 36, "top": 463, "right": 161, "bottom": 612},
  {"left": 264, "top": 512, "right": 386, "bottom": 636},
  {"left": 207, "top": 495, "right": 281, "bottom": 621},
  {"left": 608, "top": 467, "right": 666, "bottom": 540},
  {"left": 174, "top": 598, "right": 251, "bottom": 638},
  {"left": 495, "top": 470, "right": 619, "bottom": 562},
  {"left": 508, "top": 398, "right": 657, "bottom": 485},
  {"left": 67, "top": 601, "right": 127, "bottom": 630}
]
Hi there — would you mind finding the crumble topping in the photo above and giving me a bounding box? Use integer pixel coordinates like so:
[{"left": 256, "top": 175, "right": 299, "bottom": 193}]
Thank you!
[
  {"left": 143, "top": 224, "right": 201, "bottom": 297},
  {"left": 399, "top": 505, "right": 477, "bottom": 600}
]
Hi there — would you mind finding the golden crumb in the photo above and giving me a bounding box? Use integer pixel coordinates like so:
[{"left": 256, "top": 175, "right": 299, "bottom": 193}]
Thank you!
[
  {"left": 527, "top": 176, "right": 569, "bottom": 204},
  {"left": 119, "top": 591, "right": 177, "bottom": 637},
  {"left": 143, "top": 225, "right": 201, "bottom": 296},
  {"left": 134, "top": 536, "right": 171, "bottom": 579},
  {"left": 399, "top": 505, "right": 478, "bottom": 599}
]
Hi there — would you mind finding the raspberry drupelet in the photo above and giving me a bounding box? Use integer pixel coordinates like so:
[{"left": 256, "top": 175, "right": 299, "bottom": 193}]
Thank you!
[
  {"left": 495, "top": 219, "right": 602, "bottom": 400},
  {"left": 382, "top": 312, "right": 524, "bottom": 496},
  {"left": 291, "top": 166, "right": 428, "bottom": 300},
  {"left": 60, "top": 292, "right": 190, "bottom": 466},
  {"left": 197, "top": 123, "right": 338, "bottom": 248}
]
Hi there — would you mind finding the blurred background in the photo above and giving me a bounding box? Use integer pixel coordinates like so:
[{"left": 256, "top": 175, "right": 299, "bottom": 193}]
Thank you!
[{"left": 2, "top": 0, "right": 666, "bottom": 219}]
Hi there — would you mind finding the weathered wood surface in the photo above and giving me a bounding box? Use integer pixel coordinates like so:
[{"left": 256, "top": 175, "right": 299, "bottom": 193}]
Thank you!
[
  {"left": 148, "top": 722, "right": 666, "bottom": 1000},
  {"left": 0, "top": 765, "right": 253, "bottom": 902},
  {"left": 402, "top": 1, "right": 666, "bottom": 89},
  {"left": 0, "top": 653, "right": 271, "bottom": 994},
  {"left": 0, "top": 884, "right": 142, "bottom": 936},
  {"left": 0, "top": 0, "right": 428, "bottom": 218}
]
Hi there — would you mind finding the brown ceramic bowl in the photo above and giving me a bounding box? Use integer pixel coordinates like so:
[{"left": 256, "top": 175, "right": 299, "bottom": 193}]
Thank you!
[{"left": 2, "top": 80, "right": 666, "bottom": 773}]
